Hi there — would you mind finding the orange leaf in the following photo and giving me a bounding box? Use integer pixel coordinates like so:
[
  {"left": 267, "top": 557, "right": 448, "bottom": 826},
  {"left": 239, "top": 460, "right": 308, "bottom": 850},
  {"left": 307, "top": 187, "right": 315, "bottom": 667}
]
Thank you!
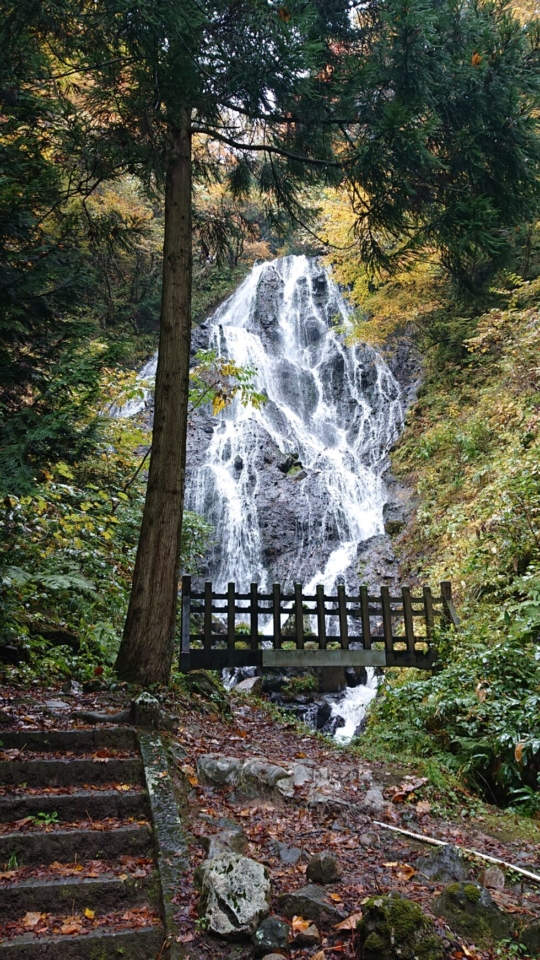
[
  {"left": 84, "top": 908, "right": 95, "bottom": 919},
  {"left": 328, "top": 893, "right": 343, "bottom": 902},
  {"left": 515, "top": 742, "right": 525, "bottom": 763},
  {"left": 312, "top": 952, "right": 325, "bottom": 960},
  {"left": 278, "top": 6, "right": 291, "bottom": 21},
  {"left": 334, "top": 913, "right": 363, "bottom": 931},
  {"left": 471, "top": 52, "right": 483, "bottom": 67},
  {"left": 60, "top": 920, "right": 82, "bottom": 935},
  {"left": 23, "top": 912, "right": 42, "bottom": 929},
  {"left": 292, "top": 916, "right": 312, "bottom": 933},
  {"left": 416, "top": 800, "right": 431, "bottom": 815}
]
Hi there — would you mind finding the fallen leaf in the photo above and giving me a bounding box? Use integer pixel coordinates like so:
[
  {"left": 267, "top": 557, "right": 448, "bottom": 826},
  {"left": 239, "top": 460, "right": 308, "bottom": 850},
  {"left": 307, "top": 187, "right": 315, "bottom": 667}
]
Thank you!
[
  {"left": 292, "top": 916, "right": 312, "bottom": 934},
  {"left": 416, "top": 800, "right": 431, "bottom": 815},
  {"left": 60, "top": 919, "right": 82, "bottom": 935},
  {"left": 118, "top": 873, "right": 128, "bottom": 881},
  {"left": 84, "top": 908, "right": 95, "bottom": 919},
  {"left": 396, "top": 865, "right": 416, "bottom": 881},
  {"left": 311, "top": 952, "right": 325, "bottom": 960},
  {"left": 334, "top": 913, "right": 363, "bottom": 931},
  {"left": 177, "top": 933, "right": 195, "bottom": 943},
  {"left": 23, "top": 912, "right": 42, "bottom": 929},
  {"left": 328, "top": 893, "right": 343, "bottom": 902}
]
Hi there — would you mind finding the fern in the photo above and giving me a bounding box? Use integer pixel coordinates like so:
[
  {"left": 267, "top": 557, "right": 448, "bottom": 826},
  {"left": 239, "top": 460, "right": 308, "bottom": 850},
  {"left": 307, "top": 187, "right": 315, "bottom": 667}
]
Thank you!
[{"left": 2, "top": 565, "right": 96, "bottom": 594}]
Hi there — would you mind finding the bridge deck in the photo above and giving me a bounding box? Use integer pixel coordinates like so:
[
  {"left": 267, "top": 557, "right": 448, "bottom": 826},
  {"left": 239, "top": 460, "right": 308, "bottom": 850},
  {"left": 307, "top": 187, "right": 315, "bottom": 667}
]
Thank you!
[{"left": 179, "top": 578, "right": 459, "bottom": 672}]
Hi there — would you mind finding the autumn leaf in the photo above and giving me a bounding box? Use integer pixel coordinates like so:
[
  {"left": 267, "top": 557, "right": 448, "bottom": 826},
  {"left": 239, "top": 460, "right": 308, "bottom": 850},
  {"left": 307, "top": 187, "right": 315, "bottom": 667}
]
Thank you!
[
  {"left": 515, "top": 742, "right": 525, "bottom": 763},
  {"left": 334, "top": 913, "right": 363, "bottom": 930},
  {"left": 416, "top": 800, "right": 431, "bottom": 815},
  {"left": 60, "top": 919, "right": 82, "bottom": 935},
  {"left": 471, "top": 51, "right": 483, "bottom": 66},
  {"left": 278, "top": 6, "right": 291, "bottom": 22},
  {"left": 311, "top": 952, "right": 325, "bottom": 960},
  {"left": 292, "top": 916, "right": 312, "bottom": 933},
  {"left": 328, "top": 893, "right": 343, "bottom": 902},
  {"left": 23, "top": 912, "right": 42, "bottom": 929},
  {"left": 84, "top": 908, "right": 95, "bottom": 919}
]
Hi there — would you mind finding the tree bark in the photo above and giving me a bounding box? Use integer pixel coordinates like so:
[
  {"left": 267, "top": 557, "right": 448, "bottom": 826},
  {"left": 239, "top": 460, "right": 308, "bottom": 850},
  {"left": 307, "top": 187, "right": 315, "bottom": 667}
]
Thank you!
[{"left": 115, "top": 113, "right": 192, "bottom": 685}]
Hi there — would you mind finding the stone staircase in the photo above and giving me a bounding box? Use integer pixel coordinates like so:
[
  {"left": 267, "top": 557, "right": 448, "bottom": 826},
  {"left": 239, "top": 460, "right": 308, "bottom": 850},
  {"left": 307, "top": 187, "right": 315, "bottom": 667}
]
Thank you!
[{"left": 0, "top": 726, "right": 166, "bottom": 958}]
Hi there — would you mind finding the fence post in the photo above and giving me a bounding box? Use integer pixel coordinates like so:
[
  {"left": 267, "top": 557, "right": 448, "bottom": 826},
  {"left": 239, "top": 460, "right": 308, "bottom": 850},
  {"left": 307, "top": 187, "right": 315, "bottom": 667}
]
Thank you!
[
  {"left": 250, "top": 582, "right": 259, "bottom": 651},
  {"left": 204, "top": 580, "right": 212, "bottom": 651},
  {"left": 295, "top": 582, "right": 304, "bottom": 650},
  {"left": 316, "top": 584, "right": 326, "bottom": 649},
  {"left": 273, "top": 583, "right": 281, "bottom": 648},
  {"left": 381, "top": 586, "right": 393, "bottom": 657},
  {"left": 227, "top": 581, "right": 235, "bottom": 667},
  {"left": 402, "top": 586, "right": 415, "bottom": 654},
  {"left": 423, "top": 586, "right": 435, "bottom": 641},
  {"left": 360, "top": 585, "right": 371, "bottom": 650},
  {"left": 337, "top": 583, "right": 349, "bottom": 649},
  {"left": 180, "top": 575, "right": 191, "bottom": 671},
  {"left": 440, "top": 581, "right": 460, "bottom": 627}
]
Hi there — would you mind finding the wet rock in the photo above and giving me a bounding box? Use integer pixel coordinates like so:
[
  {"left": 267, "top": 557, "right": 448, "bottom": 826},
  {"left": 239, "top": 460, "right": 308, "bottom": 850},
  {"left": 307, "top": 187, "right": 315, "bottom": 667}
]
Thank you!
[
  {"left": 278, "top": 884, "right": 344, "bottom": 924},
  {"left": 131, "top": 692, "right": 160, "bottom": 728},
  {"left": 197, "top": 754, "right": 242, "bottom": 786},
  {"left": 200, "top": 852, "right": 271, "bottom": 938},
  {"left": 253, "top": 917, "right": 290, "bottom": 956},
  {"left": 202, "top": 826, "right": 248, "bottom": 859},
  {"left": 293, "top": 469, "right": 307, "bottom": 481},
  {"left": 242, "top": 758, "right": 292, "bottom": 797},
  {"left": 291, "top": 763, "right": 312, "bottom": 787},
  {"left": 433, "top": 882, "right": 512, "bottom": 942},
  {"left": 61, "top": 680, "right": 83, "bottom": 695},
  {"left": 45, "top": 699, "right": 71, "bottom": 712},
  {"left": 479, "top": 866, "right": 505, "bottom": 889},
  {"left": 357, "top": 892, "right": 444, "bottom": 960},
  {"left": 306, "top": 852, "right": 342, "bottom": 884},
  {"left": 235, "top": 676, "right": 263, "bottom": 696},
  {"left": 345, "top": 666, "right": 368, "bottom": 687},
  {"left": 521, "top": 919, "right": 540, "bottom": 954},
  {"left": 272, "top": 841, "right": 303, "bottom": 865},
  {"left": 360, "top": 786, "right": 387, "bottom": 814},
  {"left": 417, "top": 845, "right": 467, "bottom": 883},
  {"left": 294, "top": 923, "right": 320, "bottom": 946}
]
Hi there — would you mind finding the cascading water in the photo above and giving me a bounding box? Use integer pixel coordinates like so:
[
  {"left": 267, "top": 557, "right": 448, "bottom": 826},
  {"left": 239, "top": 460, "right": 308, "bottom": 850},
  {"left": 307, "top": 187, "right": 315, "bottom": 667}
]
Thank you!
[{"left": 121, "top": 255, "right": 404, "bottom": 738}]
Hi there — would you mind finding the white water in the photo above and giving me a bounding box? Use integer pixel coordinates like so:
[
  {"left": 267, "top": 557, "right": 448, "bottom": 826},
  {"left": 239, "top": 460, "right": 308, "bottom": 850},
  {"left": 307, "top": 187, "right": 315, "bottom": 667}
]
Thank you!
[{"left": 120, "top": 255, "right": 404, "bottom": 738}]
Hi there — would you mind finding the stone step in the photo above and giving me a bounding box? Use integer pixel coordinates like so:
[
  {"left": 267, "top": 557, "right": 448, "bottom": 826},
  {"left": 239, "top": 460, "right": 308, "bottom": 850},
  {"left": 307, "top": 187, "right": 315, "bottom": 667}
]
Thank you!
[
  {"left": 0, "top": 788, "right": 149, "bottom": 823},
  {"left": 0, "top": 925, "right": 164, "bottom": 958},
  {"left": 0, "top": 728, "right": 137, "bottom": 755},
  {"left": 0, "top": 871, "right": 161, "bottom": 921},
  {"left": 0, "top": 757, "right": 144, "bottom": 788},
  {"left": 0, "top": 824, "right": 154, "bottom": 865}
]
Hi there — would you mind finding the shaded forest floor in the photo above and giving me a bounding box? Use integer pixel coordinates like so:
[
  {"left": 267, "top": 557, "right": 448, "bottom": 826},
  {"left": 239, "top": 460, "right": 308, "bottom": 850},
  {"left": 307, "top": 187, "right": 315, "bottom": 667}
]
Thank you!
[{"left": 1, "top": 680, "right": 539, "bottom": 959}]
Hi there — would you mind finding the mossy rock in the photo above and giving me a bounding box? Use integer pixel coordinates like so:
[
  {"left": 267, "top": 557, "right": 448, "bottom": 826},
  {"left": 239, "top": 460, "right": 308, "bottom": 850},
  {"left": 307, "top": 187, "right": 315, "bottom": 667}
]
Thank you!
[
  {"left": 357, "top": 893, "right": 444, "bottom": 960},
  {"left": 181, "top": 670, "right": 231, "bottom": 715},
  {"left": 433, "top": 883, "right": 512, "bottom": 943}
]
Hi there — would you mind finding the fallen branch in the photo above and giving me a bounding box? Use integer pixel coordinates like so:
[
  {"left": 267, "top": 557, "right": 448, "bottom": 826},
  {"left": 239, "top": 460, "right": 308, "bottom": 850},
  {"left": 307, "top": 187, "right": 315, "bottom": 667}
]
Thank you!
[{"left": 373, "top": 821, "right": 540, "bottom": 885}]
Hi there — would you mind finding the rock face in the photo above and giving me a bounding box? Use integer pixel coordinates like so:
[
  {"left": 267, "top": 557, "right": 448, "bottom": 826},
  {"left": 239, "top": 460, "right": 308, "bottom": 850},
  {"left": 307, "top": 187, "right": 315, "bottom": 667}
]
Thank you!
[
  {"left": 252, "top": 917, "right": 291, "bottom": 956},
  {"left": 417, "top": 845, "right": 468, "bottom": 883},
  {"left": 357, "top": 893, "right": 444, "bottom": 960},
  {"left": 306, "top": 852, "right": 342, "bottom": 884},
  {"left": 433, "top": 883, "right": 513, "bottom": 942},
  {"left": 200, "top": 852, "right": 271, "bottom": 938},
  {"left": 197, "top": 755, "right": 243, "bottom": 786},
  {"left": 278, "top": 884, "right": 344, "bottom": 924}
]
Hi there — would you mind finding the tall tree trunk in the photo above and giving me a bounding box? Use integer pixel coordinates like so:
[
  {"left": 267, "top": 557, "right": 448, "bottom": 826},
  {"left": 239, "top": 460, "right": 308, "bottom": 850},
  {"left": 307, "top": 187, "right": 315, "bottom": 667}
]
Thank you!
[{"left": 115, "top": 113, "right": 192, "bottom": 685}]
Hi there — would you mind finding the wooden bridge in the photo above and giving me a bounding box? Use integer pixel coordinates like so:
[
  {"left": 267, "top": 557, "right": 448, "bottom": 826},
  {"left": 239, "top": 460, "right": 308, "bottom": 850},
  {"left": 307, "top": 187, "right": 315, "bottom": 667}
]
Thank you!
[{"left": 179, "top": 577, "right": 459, "bottom": 672}]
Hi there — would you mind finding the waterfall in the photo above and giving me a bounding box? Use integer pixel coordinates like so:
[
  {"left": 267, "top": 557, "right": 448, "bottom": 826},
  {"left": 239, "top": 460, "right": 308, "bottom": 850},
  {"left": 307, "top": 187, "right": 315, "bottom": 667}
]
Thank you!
[{"left": 120, "top": 255, "right": 404, "bottom": 738}]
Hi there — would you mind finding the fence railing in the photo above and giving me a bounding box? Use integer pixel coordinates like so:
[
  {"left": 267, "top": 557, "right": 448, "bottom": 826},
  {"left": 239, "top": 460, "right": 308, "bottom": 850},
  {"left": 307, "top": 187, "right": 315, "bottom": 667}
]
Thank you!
[{"left": 179, "top": 577, "right": 459, "bottom": 672}]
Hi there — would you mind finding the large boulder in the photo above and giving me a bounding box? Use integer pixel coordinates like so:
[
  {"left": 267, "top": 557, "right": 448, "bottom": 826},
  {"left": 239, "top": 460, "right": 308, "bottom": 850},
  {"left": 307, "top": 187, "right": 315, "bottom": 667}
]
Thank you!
[
  {"left": 242, "top": 758, "right": 293, "bottom": 797},
  {"left": 197, "top": 754, "right": 242, "bottom": 786},
  {"left": 356, "top": 893, "right": 444, "bottom": 960},
  {"left": 417, "top": 845, "right": 468, "bottom": 884},
  {"left": 278, "top": 884, "right": 344, "bottom": 924},
  {"left": 433, "top": 883, "right": 513, "bottom": 942},
  {"left": 200, "top": 852, "right": 271, "bottom": 939}
]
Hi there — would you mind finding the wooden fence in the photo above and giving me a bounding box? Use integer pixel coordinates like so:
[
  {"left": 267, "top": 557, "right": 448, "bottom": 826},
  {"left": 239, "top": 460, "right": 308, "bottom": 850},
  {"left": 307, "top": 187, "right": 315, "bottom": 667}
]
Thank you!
[{"left": 179, "top": 577, "right": 460, "bottom": 672}]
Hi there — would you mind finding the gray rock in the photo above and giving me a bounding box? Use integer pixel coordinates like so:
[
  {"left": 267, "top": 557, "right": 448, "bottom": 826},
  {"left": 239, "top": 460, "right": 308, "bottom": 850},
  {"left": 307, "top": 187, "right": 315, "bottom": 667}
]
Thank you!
[
  {"left": 200, "top": 852, "right": 271, "bottom": 938},
  {"left": 242, "top": 758, "right": 292, "bottom": 796},
  {"left": 131, "top": 692, "right": 160, "bottom": 728},
  {"left": 306, "top": 852, "right": 342, "bottom": 884},
  {"left": 278, "top": 884, "right": 344, "bottom": 924},
  {"left": 197, "top": 754, "right": 242, "bottom": 786},
  {"left": 291, "top": 763, "right": 313, "bottom": 787},
  {"left": 522, "top": 919, "right": 540, "bottom": 954},
  {"left": 272, "top": 841, "right": 303, "bottom": 865},
  {"left": 235, "top": 676, "right": 263, "bottom": 696},
  {"left": 252, "top": 917, "right": 290, "bottom": 956},
  {"left": 433, "top": 882, "right": 512, "bottom": 942},
  {"left": 360, "top": 786, "right": 387, "bottom": 813},
  {"left": 417, "top": 845, "right": 467, "bottom": 883},
  {"left": 275, "top": 776, "right": 295, "bottom": 798},
  {"left": 202, "top": 827, "right": 248, "bottom": 859},
  {"left": 45, "top": 699, "right": 70, "bottom": 712},
  {"left": 359, "top": 832, "right": 378, "bottom": 847},
  {"left": 294, "top": 923, "right": 320, "bottom": 946},
  {"left": 480, "top": 866, "right": 505, "bottom": 889}
]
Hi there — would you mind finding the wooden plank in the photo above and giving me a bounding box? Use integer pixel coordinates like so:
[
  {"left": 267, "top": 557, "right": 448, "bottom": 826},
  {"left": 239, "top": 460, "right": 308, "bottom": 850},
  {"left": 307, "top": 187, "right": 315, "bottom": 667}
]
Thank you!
[
  {"left": 263, "top": 649, "right": 386, "bottom": 668},
  {"left": 402, "top": 586, "right": 415, "bottom": 654},
  {"left": 316, "top": 585, "right": 326, "bottom": 649},
  {"left": 227, "top": 582, "right": 235, "bottom": 662},
  {"left": 273, "top": 583, "right": 281, "bottom": 648},
  {"left": 360, "top": 585, "right": 371, "bottom": 650},
  {"left": 204, "top": 581, "right": 212, "bottom": 650},
  {"left": 381, "top": 586, "right": 393, "bottom": 654},
  {"left": 337, "top": 583, "right": 348, "bottom": 649},
  {"left": 423, "top": 586, "right": 435, "bottom": 641},
  {"left": 295, "top": 582, "right": 304, "bottom": 650},
  {"left": 180, "top": 576, "right": 191, "bottom": 661},
  {"left": 250, "top": 582, "right": 259, "bottom": 651},
  {"left": 440, "top": 581, "right": 460, "bottom": 626}
]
